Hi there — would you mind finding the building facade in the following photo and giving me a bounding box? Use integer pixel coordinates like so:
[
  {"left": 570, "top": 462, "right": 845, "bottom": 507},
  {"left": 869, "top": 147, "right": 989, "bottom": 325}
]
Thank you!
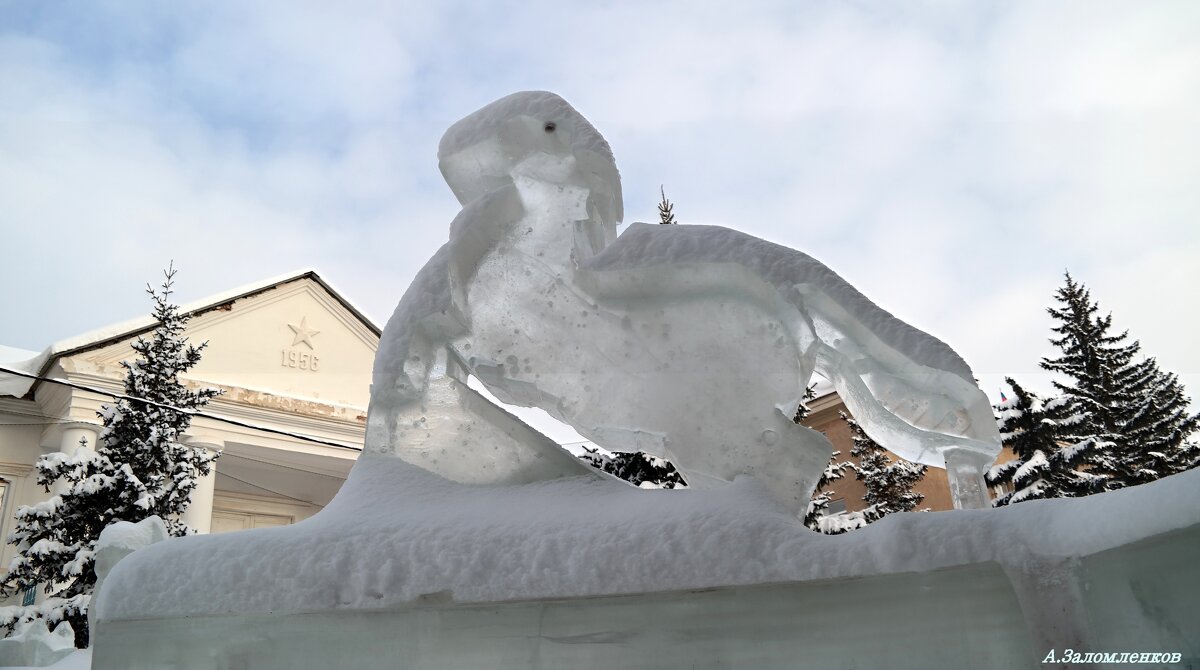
[
  {"left": 0, "top": 271, "right": 377, "bottom": 602},
  {"left": 800, "top": 389, "right": 958, "bottom": 514}
]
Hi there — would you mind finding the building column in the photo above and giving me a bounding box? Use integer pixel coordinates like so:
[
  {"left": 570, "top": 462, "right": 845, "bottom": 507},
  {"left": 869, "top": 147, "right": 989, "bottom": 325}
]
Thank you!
[
  {"left": 52, "top": 422, "right": 100, "bottom": 495},
  {"left": 181, "top": 439, "right": 221, "bottom": 534},
  {"left": 943, "top": 447, "right": 994, "bottom": 510},
  {"left": 59, "top": 422, "right": 100, "bottom": 456}
]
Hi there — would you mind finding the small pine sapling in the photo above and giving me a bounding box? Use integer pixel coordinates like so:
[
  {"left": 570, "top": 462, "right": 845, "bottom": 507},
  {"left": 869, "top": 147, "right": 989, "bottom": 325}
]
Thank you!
[{"left": 657, "top": 186, "right": 677, "bottom": 225}]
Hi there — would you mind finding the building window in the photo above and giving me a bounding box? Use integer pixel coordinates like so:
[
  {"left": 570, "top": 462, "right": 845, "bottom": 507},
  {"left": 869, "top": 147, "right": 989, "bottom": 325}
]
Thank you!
[
  {"left": 827, "top": 498, "right": 847, "bottom": 515},
  {"left": 211, "top": 510, "right": 294, "bottom": 533}
]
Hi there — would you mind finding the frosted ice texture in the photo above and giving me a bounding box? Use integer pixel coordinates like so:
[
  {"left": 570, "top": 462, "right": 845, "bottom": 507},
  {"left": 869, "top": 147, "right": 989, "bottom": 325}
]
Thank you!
[{"left": 367, "top": 90, "right": 1000, "bottom": 512}]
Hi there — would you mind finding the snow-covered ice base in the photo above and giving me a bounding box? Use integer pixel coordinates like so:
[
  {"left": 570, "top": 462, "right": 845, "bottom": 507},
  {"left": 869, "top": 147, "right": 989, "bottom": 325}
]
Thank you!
[
  {"left": 92, "top": 459, "right": 1200, "bottom": 669},
  {"left": 97, "top": 563, "right": 1035, "bottom": 670}
]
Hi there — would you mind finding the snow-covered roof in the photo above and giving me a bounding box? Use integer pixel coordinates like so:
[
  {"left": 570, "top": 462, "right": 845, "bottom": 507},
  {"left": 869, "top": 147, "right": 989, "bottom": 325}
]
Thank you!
[
  {"left": 0, "top": 346, "right": 50, "bottom": 398},
  {"left": 0, "top": 269, "right": 379, "bottom": 399},
  {"left": 0, "top": 344, "right": 39, "bottom": 361}
]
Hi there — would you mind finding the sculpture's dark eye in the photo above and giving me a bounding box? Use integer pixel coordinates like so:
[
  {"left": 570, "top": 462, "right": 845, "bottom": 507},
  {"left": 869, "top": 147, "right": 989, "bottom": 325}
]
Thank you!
[{"left": 544, "top": 121, "right": 556, "bottom": 132}]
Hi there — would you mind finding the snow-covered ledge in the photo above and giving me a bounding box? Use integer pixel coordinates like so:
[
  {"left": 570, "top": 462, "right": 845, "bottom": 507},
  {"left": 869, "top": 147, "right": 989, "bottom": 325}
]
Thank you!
[{"left": 92, "top": 462, "right": 1200, "bottom": 669}]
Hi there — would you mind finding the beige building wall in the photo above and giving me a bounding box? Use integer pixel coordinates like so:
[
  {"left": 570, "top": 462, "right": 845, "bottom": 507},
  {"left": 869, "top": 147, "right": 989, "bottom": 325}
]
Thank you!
[{"left": 802, "top": 393, "right": 961, "bottom": 514}]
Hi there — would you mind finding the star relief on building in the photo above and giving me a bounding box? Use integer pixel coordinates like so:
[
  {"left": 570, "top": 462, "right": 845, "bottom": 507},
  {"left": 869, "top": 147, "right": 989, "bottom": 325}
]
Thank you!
[
  {"left": 282, "top": 317, "right": 320, "bottom": 371},
  {"left": 287, "top": 317, "right": 320, "bottom": 349}
]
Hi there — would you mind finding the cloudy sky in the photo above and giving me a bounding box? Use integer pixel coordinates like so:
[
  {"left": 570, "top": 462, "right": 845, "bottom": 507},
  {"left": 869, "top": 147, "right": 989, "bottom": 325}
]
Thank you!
[{"left": 2, "top": 1, "right": 1198, "bottom": 407}]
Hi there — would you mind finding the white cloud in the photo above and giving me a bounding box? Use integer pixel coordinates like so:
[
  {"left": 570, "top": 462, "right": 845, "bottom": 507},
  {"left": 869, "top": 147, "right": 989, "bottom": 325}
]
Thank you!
[
  {"left": 1, "top": 1, "right": 1197, "bottom": 416},
  {"left": 0, "top": 28, "right": 453, "bottom": 345}
]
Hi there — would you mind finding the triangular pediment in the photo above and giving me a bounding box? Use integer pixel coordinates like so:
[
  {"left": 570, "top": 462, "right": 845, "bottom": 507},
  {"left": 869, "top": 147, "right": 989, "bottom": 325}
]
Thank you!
[{"left": 66, "top": 276, "right": 378, "bottom": 409}]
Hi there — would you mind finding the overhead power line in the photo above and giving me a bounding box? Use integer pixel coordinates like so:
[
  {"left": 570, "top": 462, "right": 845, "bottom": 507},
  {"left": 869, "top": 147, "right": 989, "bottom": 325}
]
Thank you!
[{"left": 215, "top": 469, "right": 326, "bottom": 508}]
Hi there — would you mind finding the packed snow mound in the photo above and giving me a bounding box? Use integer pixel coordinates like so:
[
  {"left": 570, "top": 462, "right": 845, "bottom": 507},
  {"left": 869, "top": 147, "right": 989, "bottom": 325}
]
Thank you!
[
  {"left": 0, "top": 618, "right": 75, "bottom": 667},
  {"left": 94, "top": 517, "right": 168, "bottom": 580},
  {"left": 96, "top": 457, "right": 1200, "bottom": 621},
  {"left": 90, "top": 516, "right": 169, "bottom": 635}
]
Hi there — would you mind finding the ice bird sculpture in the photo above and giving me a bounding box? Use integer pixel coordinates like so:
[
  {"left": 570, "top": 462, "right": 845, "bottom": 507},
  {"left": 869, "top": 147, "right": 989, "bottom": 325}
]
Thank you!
[
  {"left": 368, "top": 91, "right": 1002, "bottom": 510},
  {"left": 88, "top": 92, "right": 1200, "bottom": 670}
]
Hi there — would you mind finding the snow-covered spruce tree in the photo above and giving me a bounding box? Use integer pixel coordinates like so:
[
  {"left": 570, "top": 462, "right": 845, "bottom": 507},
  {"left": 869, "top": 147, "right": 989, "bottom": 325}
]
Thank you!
[
  {"left": 1041, "top": 272, "right": 1200, "bottom": 489},
  {"left": 791, "top": 382, "right": 817, "bottom": 424},
  {"left": 657, "top": 186, "right": 677, "bottom": 225},
  {"left": 0, "top": 265, "right": 220, "bottom": 647},
  {"left": 802, "top": 451, "right": 853, "bottom": 532},
  {"left": 578, "top": 445, "right": 687, "bottom": 488},
  {"left": 985, "top": 378, "right": 1103, "bottom": 506},
  {"left": 844, "top": 412, "right": 927, "bottom": 521},
  {"left": 791, "top": 384, "right": 852, "bottom": 532},
  {"left": 1114, "top": 366, "right": 1200, "bottom": 485}
]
